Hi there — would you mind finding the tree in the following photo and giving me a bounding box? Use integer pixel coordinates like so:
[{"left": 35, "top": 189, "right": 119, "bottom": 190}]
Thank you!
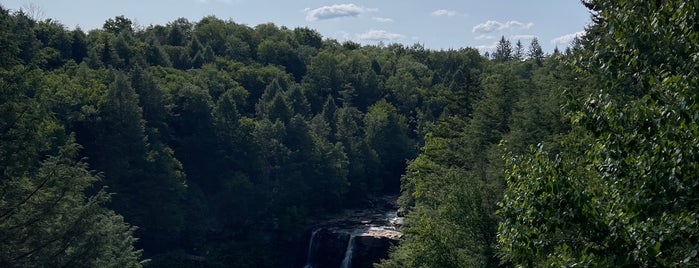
[
  {"left": 103, "top": 16, "right": 133, "bottom": 35},
  {"left": 320, "top": 95, "right": 338, "bottom": 140},
  {"left": 70, "top": 28, "right": 88, "bottom": 63},
  {"left": 192, "top": 16, "right": 227, "bottom": 55},
  {"left": 256, "top": 39, "right": 305, "bottom": 81},
  {"left": 492, "top": 36, "right": 512, "bottom": 62},
  {"left": 85, "top": 72, "right": 188, "bottom": 254},
  {"left": 114, "top": 31, "right": 135, "bottom": 68},
  {"left": 364, "top": 100, "right": 412, "bottom": 192},
  {"left": 268, "top": 91, "right": 292, "bottom": 124},
  {"left": 498, "top": 0, "right": 699, "bottom": 266},
  {"left": 513, "top": 40, "right": 524, "bottom": 61},
  {"left": 527, "top": 37, "right": 544, "bottom": 65},
  {"left": 0, "top": 7, "right": 21, "bottom": 67},
  {"left": 33, "top": 19, "right": 72, "bottom": 67},
  {"left": 0, "top": 66, "right": 142, "bottom": 267},
  {"left": 334, "top": 105, "right": 380, "bottom": 201},
  {"left": 0, "top": 139, "right": 143, "bottom": 268},
  {"left": 293, "top": 27, "right": 322, "bottom": 49},
  {"left": 144, "top": 36, "right": 171, "bottom": 67},
  {"left": 89, "top": 72, "right": 147, "bottom": 191},
  {"left": 377, "top": 116, "right": 494, "bottom": 268},
  {"left": 302, "top": 50, "right": 341, "bottom": 112},
  {"left": 11, "top": 10, "right": 41, "bottom": 65},
  {"left": 168, "top": 83, "right": 218, "bottom": 190},
  {"left": 286, "top": 85, "right": 311, "bottom": 117}
]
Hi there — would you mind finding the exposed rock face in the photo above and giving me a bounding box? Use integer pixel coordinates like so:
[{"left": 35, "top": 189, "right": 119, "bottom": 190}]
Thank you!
[
  {"left": 305, "top": 228, "right": 350, "bottom": 268},
  {"left": 347, "top": 229, "right": 401, "bottom": 268},
  {"left": 303, "top": 209, "right": 403, "bottom": 268}
]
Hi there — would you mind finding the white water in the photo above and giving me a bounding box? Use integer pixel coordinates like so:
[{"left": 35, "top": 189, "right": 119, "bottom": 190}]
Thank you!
[
  {"left": 303, "top": 229, "right": 321, "bottom": 268},
  {"left": 339, "top": 234, "right": 356, "bottom": 268},
  {"left": 302, "top": 210, "right": 404, "bottom": 268}
]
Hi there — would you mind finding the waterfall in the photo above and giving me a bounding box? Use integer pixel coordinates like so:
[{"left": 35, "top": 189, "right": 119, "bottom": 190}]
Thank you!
[
  {"left": 303, "top": 228, "right": 321, "bottom": 268},
  {"left": 339, "top": 234, "right": 356, "bottom": 268}
]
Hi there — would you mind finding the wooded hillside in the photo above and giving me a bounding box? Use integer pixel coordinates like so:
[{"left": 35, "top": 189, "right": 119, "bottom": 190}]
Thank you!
[{"left": 1, "top": 0, "right": 697, "bottom": 267}]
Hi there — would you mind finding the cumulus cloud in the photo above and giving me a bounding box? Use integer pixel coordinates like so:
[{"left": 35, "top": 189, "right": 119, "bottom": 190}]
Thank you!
[
  {"left": 551, "top": 31, "right": 584, "bottom": 46},
  {"left": 431, "top": 9, "right": 457, "bottom": 17},
  {"left": 374, "top": 17, "right": 394, "bottom": 23},
  {"left": 305, "top": 4, "right": 376, "bottom": 21},
  {"left": 472, "top": 20, "right": 534, "bottom": 33},
  {"left": 357, "top": 29, "right": 405, "bottom": 41}
]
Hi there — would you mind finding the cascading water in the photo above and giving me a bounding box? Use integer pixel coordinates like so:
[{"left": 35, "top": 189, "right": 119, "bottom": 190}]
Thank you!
[
  {"left": 303, "top": 228, "right": 321, "bottom": 268},
  {"left": 299, "top": 199, "right": 404, "bottom": 268},
  {"left": 339, "top": 234, "right": 357, "bottom": 268}
]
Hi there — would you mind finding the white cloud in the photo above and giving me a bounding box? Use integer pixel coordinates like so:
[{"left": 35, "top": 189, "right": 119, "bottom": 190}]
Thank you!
[
  {"left": 475, "top": 34, "right": 496, "bottom": 40},
  {"left": 431, "top": 9, "right": 457, "bottom": 17},
  {"left": 357, "top": 29, "right": 405, "bottom": 41},
  {"left": 472, "top": 20, "right": 534, "bottom": 33},
  {"left": 374, "top": 17, "right": 394, "bottom": 23},
  {"left": 510, "top": 34, "right": 537, "bottom": 41},
  {"left": 331, "top": 31, "right": 352, "bottom": 41},
  {"left": 551, "top": 31, "right": 584, "bottom": 46},
  {"left": 305, "top": 4, "right": 376, "bottom": 21},
  {"left": 475, "top": 42, "right": 498, "bottom": 53}
]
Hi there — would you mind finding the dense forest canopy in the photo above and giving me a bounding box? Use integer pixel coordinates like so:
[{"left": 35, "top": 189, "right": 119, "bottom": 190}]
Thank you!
[{"left": 1, "top": 0, "right": 698, "bottom": 267}]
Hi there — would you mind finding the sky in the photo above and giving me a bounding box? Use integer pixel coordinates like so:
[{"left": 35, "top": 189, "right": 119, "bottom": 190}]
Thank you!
[{"left": 2, "top": 0, "right": 592, "bottom": 53}]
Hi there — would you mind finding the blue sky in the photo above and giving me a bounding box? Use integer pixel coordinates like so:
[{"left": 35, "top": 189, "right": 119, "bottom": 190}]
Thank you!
[{"left": 2, "top": 0, "right": 591, "bottom": 53}]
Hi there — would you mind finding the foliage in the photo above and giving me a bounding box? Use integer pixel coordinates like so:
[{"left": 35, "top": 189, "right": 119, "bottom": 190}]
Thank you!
[
  {"left": 378, "top": 44, "right": 573, "bottom": 267},
  {"left": 0, "top": 63, "right": 142, "bottom": 267},
  {"left": 10, "top": 2, "right": 691, "bottom": 267},
  {"left": 498, "top": 0, "right": 699, "bottom": 266}
]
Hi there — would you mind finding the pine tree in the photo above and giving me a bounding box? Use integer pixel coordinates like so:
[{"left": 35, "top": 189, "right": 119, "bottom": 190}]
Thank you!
[
  {"left": 492, "top": 36, "right": 512, "bottom": 62},
  {"left": 514, "top": 40, "right": 524, "bottom": 61},
  {"left": 528, "top": 37, "right": 544, "bottom": 65}
]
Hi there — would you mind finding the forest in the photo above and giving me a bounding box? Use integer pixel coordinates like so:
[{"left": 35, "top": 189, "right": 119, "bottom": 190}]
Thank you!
[{"left": 1, "top": 0, "right": 698, "bottom": 267}]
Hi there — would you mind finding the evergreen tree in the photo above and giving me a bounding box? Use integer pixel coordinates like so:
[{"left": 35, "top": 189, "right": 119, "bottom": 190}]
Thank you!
[
  {"left": 527, "top": 37, "right": 544, "bottom": 65},
  {"left": 286, "top": 86, "right": 311, "bottom": 117},
  {"left": 144, "top": 36, "right": 171, "bottom": 67},
  {"left": 364, "top": 100, "right": 412, "bottom": 192},
  {"left": 71, "top": 28, "right": 88, "bottom": 62},
  {"left": 492, "top": 36, "right": 512, "bottom": 62},
  {"left": 514, "top": 39, "right": 524, "bottom": 61},
  {"left": 268, "top": 92, "right": 292, "bottom": 124},
  {"left": 321, "top": 95, "right": 338, "bottom": 139}
]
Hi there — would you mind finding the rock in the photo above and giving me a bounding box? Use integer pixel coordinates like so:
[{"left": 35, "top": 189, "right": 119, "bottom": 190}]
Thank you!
[
  {"left": 304, "top": 226, "right": 403, "bottom": 268},
  {"left": 305, "top": 228, "right": 351, "bottom": 268},
  {"left": 389, "top": 216, "right": 403, "bottom": 227},
  {"left": 396, "top": 207, "right": 406, "bottom": 217},
  {"left": 349, "top": 234, "right": 399, "bottom": 268},
  {"left": 361, "top": 227, "right": 402, "bottom": 240},
  {"left": 302, "top": 195, "right": 404, "bottom": 268}
]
